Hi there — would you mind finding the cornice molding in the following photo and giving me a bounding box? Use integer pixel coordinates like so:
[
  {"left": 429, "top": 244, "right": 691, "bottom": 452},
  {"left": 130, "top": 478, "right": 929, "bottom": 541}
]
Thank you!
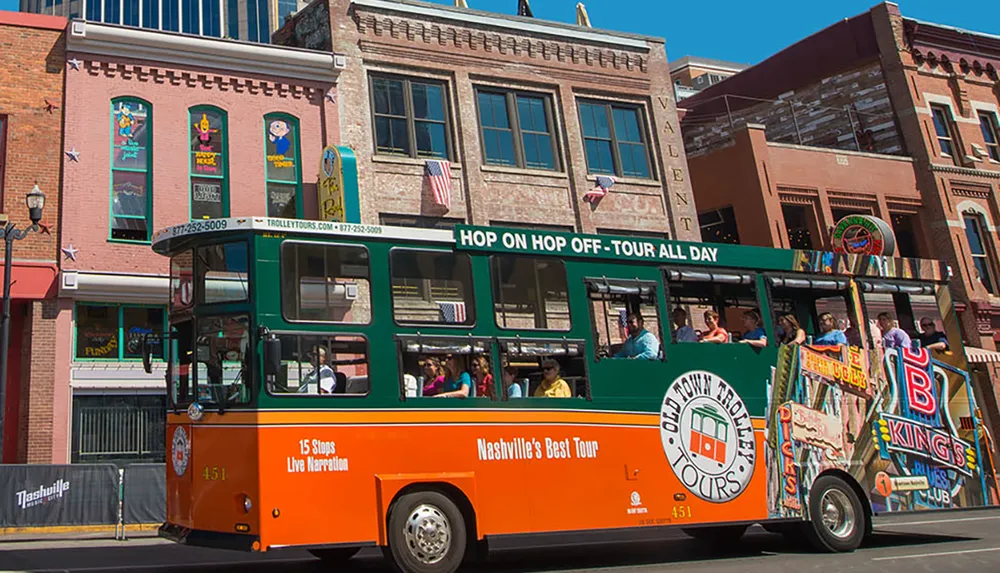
[
  {"left": 353, "top": 10, "right": 649, "bottom": 74},
  {"left": 352, "top": 0, "right": 659, "bottom": 50},
  {"left": 930, "top": 163, "right": 1000, "bottom": 180},
  {"left": 67, "top": 20, "right": 342, "bottom": 84},
  {"left": 78, "top": 59, "right": 325, "bottom": 100}
]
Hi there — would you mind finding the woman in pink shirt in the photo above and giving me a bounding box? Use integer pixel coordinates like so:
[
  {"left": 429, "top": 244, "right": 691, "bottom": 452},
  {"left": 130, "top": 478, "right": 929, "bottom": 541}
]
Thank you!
[
  {"left": 420, "top": 357, "right": 445, "bottom": 397},
  {"left": 700, "top": 310, "right": 728, "bottom": 344}
]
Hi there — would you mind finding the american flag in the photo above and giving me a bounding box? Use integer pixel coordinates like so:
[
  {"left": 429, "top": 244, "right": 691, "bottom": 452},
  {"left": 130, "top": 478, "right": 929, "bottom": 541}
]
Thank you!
[
  {"left": 440, "top": 301, "right": 467, "bottom": 323},
  {"left": 517, "top": 0, "right": 533, "bottom": 17},
  {"left": 583, "top": 175, "right": 615, "bottom": 204},
  {"left": 425, "top": 160, "right": 452, "bottom": 210}
]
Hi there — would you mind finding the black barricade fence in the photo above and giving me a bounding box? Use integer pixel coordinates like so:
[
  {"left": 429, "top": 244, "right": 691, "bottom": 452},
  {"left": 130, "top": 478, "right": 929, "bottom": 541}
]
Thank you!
[
  {"left": 122, "top": 464, "right": 166, "bottom": 525},
  {"left": 0, "top": 464, "right": 119, "bottom": 528}
]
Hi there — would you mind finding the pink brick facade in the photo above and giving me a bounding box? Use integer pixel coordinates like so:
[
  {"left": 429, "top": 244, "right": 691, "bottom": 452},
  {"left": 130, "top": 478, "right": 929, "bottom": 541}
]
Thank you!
[
  {"left": 45, "top": 21, "right": 339, "bottom": 464},
  {"left": 275, "top": 0, "right": 698, "bottom": 239}
]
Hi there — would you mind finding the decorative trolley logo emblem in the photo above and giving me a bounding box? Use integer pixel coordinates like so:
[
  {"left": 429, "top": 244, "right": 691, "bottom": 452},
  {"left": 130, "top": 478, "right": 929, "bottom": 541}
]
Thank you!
[
  {"left": 660, "top": 371, "right": 756, "bottom": 503},
  {"left": 831, "top": 214, "right": 896, "bottom": 256},
  {"left": 172, "top": 426, "right": 190, "bottom": 477}
]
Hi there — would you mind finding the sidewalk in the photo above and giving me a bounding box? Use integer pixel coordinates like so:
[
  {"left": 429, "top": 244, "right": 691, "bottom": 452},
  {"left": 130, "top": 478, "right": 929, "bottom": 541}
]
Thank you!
[{"left": 0, "top": 524, "right": 160, "bottom": 545}]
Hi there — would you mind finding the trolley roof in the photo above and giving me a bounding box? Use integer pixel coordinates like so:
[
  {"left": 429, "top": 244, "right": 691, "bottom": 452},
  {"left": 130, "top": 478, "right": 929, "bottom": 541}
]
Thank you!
[{"left": 151, "top": 217, "right": 950, "bottom": 283}]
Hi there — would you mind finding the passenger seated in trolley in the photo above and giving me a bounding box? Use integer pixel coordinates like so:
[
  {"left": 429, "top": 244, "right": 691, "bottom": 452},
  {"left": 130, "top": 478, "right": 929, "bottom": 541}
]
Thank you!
[
  {"left": 434, "top": 355, "right": 473, "bottom": 398},
  {"left": 918, "top": 317, "right": 950, "bottom": 352},
  {"left": 614, "top": 313, "right": 660, "bottom": 359},
  {"left": 877, "top": 312, "right": 912, "bottom": 350},
  {"left": 739, "top": 310, "right": 767, "bottom": 348},
  {"left": 777, "top": 313, "right": 806, "bottom": 345},
  {"left": 699, "top": 310, "right": 728, "bottom": 343},
  {"left": 302, "top": 346, "right": 337, "bottom": 394},
  {"left": 671, "top": 308, "right": 698, "bottom": 343},
  {"left": 535, "top": 358, "right": 572, "bottom": 398},
  {"left": 814, "top": 312, "right": 848, "bottom": 346}
]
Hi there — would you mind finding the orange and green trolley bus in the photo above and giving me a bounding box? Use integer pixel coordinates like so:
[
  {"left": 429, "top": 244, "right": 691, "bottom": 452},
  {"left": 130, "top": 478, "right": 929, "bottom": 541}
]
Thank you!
[{"left": 148, "top": 217, "right": 1000, "bottom": 573}]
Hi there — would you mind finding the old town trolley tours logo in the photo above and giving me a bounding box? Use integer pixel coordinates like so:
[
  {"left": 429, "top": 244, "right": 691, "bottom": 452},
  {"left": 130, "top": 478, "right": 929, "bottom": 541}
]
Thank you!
[
  {"left": 172, "top": 426, "right": 190, "bottom": 477},
  {"left": 660, "top": 370, "right": 756, "bottom": 502}
]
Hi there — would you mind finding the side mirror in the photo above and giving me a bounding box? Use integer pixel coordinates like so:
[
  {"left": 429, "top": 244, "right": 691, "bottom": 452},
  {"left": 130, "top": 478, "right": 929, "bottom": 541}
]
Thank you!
[
  {"left": 263, "top": 334, "right": 281, "bottom": 377},
  {"left": 141, "top": 336, "right": 153, "bottom": 374}
]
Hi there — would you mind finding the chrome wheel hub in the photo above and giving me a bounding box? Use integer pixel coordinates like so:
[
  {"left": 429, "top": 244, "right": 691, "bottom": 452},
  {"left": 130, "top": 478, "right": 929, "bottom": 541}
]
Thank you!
[
  {"left": 820, "top": 489, "right": 855, "bottom": 540},
  {"left": 403, "top": 504, "right": 452, "bottom": 564}
]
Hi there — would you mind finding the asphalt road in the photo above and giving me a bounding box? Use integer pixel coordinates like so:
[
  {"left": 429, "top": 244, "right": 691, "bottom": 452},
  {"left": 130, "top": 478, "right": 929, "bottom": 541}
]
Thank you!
[{"left": 2, "top": 510, "right": 1000, "bottom": 573}]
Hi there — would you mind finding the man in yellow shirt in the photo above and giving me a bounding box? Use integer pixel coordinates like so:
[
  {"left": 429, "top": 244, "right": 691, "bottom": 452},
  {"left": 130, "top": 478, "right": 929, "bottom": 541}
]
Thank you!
[{"left": 534, "top": 358, "right": 572, "bottom": 398}]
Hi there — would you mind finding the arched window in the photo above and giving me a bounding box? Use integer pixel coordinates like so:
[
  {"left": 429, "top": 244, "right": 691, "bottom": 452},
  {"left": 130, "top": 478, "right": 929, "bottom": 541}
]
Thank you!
[
  {"left": 264, "top": 113, "right": 302, "bottom": 218},
  {"left": 110, "top": 97, "right": 152, "bottom": 242},
  {"left": 189, "top": 106, "right": 229, "bottom": 220}
]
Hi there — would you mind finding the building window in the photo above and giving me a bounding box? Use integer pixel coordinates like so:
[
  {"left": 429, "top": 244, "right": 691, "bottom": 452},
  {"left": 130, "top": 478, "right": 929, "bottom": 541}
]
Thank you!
[
  {"left": 264, "top": 113, "right": 301, "bottom": 218},
  {"left": 782, "top": 204, "right": 814, "bottom": 249},
  {"left": 370, "top": 75, "right": 450, "bottom": 160},
  {"left": 831, "top": 207, "right": 871, "bottom": 223},
  {"left": 161, "top": 0, "right": 179, "bottom": 31},
  {"left": 578, "top": 100, "right": 651, "bottom": 179},
  {"left": 891, "top": 213, "right": 921, "bottom": 258},
  {"left": 201, "top": 0, "right": 222, "bottom": 36},
  {"left": 110, "top": 98, "right": 153, "bottom": 242},
  {"left": 980, "top": 112, "right": 1000, "bottom": 162},
  {"left": 189, "top": 106, "right": 229, "bottom": 220},
  {"left": 141, "top": 0, "right": 158, "bottom": 28},
  {"left": 71, "top": 394, "right": 166, "bottom": 464},
  {"left": 277, "top": 0, "right": 297, "bottom": 26},
  {"left": 930, "top": 104, "right": 959, "bottom": 163},
  {"left": 698, "top": 206, "right": 740, "bottom": 244},
  {"left": 75, "top": 303, "right": 165, "bottom": 360},
  {"left": 123, "top": 0, "right": 139, "bottom": 26},
  {"left": 964, "top": 213, "right": 997, "bottom": 294},
  {"left": 475, "top": 89, "right": 558, "bottom": 170},
  {"left": 226, "top": 0, "right": 239, "bottom": 38}
]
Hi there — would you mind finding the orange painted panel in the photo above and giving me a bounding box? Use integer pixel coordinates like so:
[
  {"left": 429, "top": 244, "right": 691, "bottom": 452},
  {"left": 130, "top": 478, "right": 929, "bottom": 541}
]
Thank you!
[{"left": 166, "top": 414, "right": 770, "bottom": 551}]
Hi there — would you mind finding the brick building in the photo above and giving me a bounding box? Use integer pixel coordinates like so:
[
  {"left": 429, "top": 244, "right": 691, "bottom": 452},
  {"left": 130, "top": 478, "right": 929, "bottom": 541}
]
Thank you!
[
  {"left": 274, "top": 0, "right": 698, "bottom": 239},
  {"left": 0, "top": 12, "right": 66, "bottom": 463},
  {"left": 669, "top": 55, "right": 747, "bottom": 101},
  {"left": 45, "top": 20, "right": 340, "bottom": 464},
  {"left": 678, "top": 3, "right": 1000, "bottom": 425}
]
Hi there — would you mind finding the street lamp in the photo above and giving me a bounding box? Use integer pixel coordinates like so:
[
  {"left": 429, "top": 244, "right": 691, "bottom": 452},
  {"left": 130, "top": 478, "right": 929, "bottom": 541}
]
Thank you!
[{"left": 0, "top": 184, "right": 46, "bottom": 459}]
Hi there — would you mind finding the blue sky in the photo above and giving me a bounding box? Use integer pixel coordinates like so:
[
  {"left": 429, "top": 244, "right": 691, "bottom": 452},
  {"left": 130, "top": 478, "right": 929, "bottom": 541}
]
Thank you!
[
  {"left": 0, "top": 0, "right": 996, "bottom": 64},
  {"left": 424, "top": 0, "right": 1000, "bottom": 65}
]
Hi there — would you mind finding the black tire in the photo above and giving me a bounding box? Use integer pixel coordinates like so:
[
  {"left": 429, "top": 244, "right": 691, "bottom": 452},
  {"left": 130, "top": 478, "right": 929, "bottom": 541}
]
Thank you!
[
  {"left": 383, "top": 491, "right": 467, "bottom": 573},
  {"left": 803, "top": 475, "right": 866, "bottom": 553},
  {"left": 310, "top": 547, "right": 360, "bottom": 564},
  {"left": 682, "top": 524, "right": 747, "bottom": 544}
]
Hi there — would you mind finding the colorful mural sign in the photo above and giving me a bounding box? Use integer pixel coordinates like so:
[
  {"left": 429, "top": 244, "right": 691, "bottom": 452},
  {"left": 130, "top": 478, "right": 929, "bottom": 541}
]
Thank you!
[
  {"left": 831, "top": 215, "right": 896, "bottom": 256},
  {"left": 765, "top": 329, "right": 999, "bottom": 519}
]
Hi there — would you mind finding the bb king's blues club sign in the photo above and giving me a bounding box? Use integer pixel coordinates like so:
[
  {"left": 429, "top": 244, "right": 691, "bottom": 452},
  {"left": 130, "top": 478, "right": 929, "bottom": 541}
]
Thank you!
[
  {"left": 765, "top": 340, "right": 998, "bottom": 520},
  {"left": 873, "top": 348, "right": 980, "bottom": 508}
]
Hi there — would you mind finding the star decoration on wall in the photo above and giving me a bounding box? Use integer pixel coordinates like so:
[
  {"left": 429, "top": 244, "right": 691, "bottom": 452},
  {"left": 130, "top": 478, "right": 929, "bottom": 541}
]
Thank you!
[
  {"left": 62, "top": 244, "right": 79, "bottom": 261},
  {"left": 326, "top": 90, "right": 337, "bottom": 103},
  {"left": 65, "top": 148, "right": 81, "bottom": 162},
  {"left": 67, "top": 58, "right": 82, "bottom": 71}
]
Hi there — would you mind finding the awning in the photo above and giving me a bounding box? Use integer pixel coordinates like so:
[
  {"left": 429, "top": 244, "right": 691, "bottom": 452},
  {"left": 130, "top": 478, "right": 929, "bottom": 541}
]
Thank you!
[{"left": 965, "top": 347, "right": 1000, "bottom": 364}]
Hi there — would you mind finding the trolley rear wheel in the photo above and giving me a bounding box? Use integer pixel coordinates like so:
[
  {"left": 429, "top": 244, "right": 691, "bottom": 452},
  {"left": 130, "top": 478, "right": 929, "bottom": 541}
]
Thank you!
[{"left": 383, "top": 491, "right": 467, "bottom": 573}]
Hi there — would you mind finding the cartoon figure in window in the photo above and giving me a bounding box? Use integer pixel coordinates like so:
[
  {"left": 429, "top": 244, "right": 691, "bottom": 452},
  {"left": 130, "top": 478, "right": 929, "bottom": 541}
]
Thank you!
[
  {"left": 193, "top": 113, "right": 218, "bottom": 152},
  {"left": 116, "top": 104, "right": 135, "bottom": 139},
  {"left": 268, "top": 120, "right": 292, "bottom": 156}
]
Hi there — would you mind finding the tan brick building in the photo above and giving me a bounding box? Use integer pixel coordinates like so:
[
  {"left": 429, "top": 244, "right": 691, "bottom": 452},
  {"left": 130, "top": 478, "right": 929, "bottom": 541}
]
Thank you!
[
  {"left": 0, "top": 12, "right": 66, "bottom": 463},
  {"left": 275, "top": 0, "right": 697, "bottom": 240}
]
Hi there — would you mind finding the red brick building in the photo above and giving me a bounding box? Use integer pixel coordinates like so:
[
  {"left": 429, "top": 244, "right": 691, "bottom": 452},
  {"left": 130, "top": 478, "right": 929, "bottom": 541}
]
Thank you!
[
  {"left": 679, "top": 3, "right": 1000, "bottom": 426},
  {"left": 275, "top": 0, "right": 697, "bottom": 239},
  {"left": 0, "top": 12, "right": 66, "bottom": 463}
]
